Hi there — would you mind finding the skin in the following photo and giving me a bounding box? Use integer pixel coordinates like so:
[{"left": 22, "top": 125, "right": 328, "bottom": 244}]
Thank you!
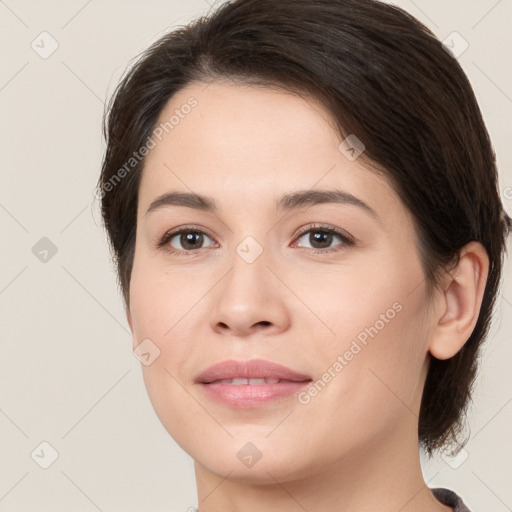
[{"left": 125, "top": 80, "right": 489, "bottom": 512}]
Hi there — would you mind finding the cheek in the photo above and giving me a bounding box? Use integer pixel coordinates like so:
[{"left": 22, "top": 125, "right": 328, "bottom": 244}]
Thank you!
[
  {"left": 297, "top": 256, "right": 430, "bottom": 424},
  {"left": 129, "top": 263, "right": 201, "bottom": 449},
  {"left": 293, "top": 298, "right": 429, "bottom": 466},
  {"left": 292, "top": 249, "right": 425, "bottom": 353},
  {"left": 129, "top": 254, "right": 208, "bottom": 385},
  {"left": 128, "top": 255, "right": 193, "bottom": 343},
  {"left": 139, "top": 362, "right": 205, "bottom": 460}
]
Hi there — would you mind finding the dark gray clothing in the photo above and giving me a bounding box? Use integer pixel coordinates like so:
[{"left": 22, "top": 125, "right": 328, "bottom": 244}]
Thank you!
[{"left": 432, "top": 487, "right": 472, "bottom": 512}]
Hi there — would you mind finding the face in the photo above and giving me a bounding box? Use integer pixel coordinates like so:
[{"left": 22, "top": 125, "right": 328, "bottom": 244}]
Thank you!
[{"left": 127, "top": 80, "right": 436, "bottom": 483}]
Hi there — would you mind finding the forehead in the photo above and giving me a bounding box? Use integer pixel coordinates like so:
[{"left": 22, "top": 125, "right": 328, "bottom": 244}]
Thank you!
[
  {"left": 147, "top": 80, "right": 341, "bottom": 163},
  {"left": 137, "top": 80, "right": 397, "bottom": 221}
]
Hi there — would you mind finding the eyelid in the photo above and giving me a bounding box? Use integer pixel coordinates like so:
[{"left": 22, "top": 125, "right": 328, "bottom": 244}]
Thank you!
[{"left": 293, "top": 223, "right": 355, "bottom": 246}]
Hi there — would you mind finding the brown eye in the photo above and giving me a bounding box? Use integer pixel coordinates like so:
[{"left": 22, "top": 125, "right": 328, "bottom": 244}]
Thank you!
[
  {"left": 158, "top": 227, "right": 217, "bottom": 254},
  {"left": 300, "top": 230, "right": 336, "bottom": 249},
  {"left": 294, "top": 226, "right": 354, "bottom": 253},
  {"left": 171, "top": 231, "right": 208, "bottom": 251}
]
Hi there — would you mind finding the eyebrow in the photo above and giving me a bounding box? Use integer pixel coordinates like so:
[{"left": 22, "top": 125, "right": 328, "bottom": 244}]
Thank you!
[{"left": 144, "top": 189, "right": 379, "bottom": 220}]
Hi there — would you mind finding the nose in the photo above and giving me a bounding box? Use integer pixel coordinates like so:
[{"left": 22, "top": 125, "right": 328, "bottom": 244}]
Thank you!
[{"left": 209, "top": 244, "right": 291, "bottom": 337}]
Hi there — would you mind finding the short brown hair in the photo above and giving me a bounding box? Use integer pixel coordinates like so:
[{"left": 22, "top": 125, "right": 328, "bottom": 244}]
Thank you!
[{"left": 97, "top": 0, "right": 511, "bottom": 455}]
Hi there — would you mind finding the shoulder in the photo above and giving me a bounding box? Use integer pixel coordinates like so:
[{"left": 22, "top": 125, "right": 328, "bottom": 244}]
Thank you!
[{"left": 431, "top": 487, "right": 472, "bottom": 512}]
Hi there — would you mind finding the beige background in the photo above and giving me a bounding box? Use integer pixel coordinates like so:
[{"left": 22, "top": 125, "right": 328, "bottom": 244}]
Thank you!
[{"left": 0, "top": 0, "right": 511, "bottom": 511}]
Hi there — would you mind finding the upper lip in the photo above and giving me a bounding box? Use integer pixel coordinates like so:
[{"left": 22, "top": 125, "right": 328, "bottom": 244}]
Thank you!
[{"left": 194, "top": 359, "right": 312, "bottom": 384}]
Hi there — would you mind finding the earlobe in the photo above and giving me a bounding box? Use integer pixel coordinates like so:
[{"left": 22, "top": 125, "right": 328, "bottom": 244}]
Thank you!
[{"left": 428, "top": 241, "right": 489, "bottom": 360}]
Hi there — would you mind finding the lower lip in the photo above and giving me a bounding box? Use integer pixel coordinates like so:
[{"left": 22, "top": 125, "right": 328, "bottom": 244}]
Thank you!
[{"left": 198, "top": 381, "right": 311, "bottom": 408}]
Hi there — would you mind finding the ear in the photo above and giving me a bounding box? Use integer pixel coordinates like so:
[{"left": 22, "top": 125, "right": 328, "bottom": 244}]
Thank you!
[{"left": 428, "top": 241, "right": 489, "bottom": 360}]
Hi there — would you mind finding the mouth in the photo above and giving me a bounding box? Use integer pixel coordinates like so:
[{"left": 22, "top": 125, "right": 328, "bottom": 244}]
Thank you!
[
  {"left": 195, "top": 359, "right": 312, "bottom": 408},
  {"left": 207, "top": 377, "right": 293, "bottom": 385}
]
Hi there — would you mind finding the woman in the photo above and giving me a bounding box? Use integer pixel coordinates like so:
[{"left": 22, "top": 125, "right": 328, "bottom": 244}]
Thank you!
[{"left": 97, "top": 0, "right": 511, "bottom": 510}]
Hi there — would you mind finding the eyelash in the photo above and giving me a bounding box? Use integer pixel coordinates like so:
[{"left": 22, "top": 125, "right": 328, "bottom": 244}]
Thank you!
[{"left": 157, "top": 223, "right": 355, "bottom": 256}]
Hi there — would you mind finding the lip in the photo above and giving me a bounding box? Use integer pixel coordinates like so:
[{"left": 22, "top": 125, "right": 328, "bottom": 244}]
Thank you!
[
  {"left": 195, "top": 359, "right": 312, "bottom": 409},
  {"left": 195, "top": 358, "right": 311, "bottom": 383}
]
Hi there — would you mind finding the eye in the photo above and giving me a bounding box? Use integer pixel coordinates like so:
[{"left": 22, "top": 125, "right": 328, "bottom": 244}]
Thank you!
[
  {"left": 292, "top": 224, "right": 354, "bottom": 253},
  {"left": 158, "top": 225, "right": 217, "bottom": 255}
]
